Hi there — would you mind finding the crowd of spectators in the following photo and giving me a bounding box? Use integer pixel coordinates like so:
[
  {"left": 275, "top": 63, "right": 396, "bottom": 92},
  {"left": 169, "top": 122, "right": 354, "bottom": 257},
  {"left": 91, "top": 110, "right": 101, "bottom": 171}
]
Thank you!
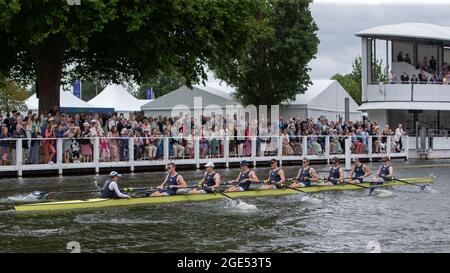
[
  {"left": 0, "top": 109, "right": 407, "bottom": 165},
  {"left": 390, "top": 51, "right": 450, "bottom": 84}
]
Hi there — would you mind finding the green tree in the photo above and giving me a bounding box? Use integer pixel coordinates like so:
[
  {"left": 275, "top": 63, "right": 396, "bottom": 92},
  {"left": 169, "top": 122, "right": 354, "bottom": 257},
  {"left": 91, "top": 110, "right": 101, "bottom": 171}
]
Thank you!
[
  {"left": 0, "top": 0, "right": 259, "bottom": 114},
  {"left": 331, "top": 56, "right": 386, "bottom": 105},
  {"left": 211, "top": 0, "right": 319, "bottom": 107},
  {"left": 137, "top": 72, "right": 185, "bottom": 99},
  {"left": 0, "top": 80, "right": 29, "bottom": 113},
  {"left": 80, "top": 80, "right": 107, "bottom": 102}
]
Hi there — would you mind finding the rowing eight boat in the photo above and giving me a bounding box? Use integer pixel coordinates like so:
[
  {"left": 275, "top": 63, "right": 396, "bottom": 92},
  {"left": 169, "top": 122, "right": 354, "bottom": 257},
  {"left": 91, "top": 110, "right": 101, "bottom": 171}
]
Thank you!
[{"left": 14, "top": 177, "right": 433, "bottom": 212}]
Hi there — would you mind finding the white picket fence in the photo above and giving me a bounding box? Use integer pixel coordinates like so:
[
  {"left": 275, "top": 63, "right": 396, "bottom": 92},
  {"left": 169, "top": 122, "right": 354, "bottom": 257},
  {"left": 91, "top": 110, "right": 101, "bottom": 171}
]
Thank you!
[{"left": 0, "top": 135, "right": 409, "bottom": 177}]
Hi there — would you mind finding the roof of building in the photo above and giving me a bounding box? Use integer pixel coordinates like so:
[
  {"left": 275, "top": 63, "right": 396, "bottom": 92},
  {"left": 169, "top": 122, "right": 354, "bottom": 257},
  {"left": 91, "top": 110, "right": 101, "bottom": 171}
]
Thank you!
[{"left": 356, "top": 23, "right": 450, "bottom": 43}]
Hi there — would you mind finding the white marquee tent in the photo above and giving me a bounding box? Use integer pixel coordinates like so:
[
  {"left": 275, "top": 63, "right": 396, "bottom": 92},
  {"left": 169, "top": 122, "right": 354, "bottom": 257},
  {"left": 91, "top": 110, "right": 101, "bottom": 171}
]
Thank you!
[
  {"left": 88, "top": 84, "right": 150, "bottom": 116},
  {"left": 141, "top": 82, "right": 240, "bottom": 117},
  {"left": 280, "top": 80, "right": 361, "bottom": 121},
  {"left": 25, "top": 90, "right": 109, "bottom": 113},
  {"left": 142, "top": 79, "right": 361, "bottom": 121}
]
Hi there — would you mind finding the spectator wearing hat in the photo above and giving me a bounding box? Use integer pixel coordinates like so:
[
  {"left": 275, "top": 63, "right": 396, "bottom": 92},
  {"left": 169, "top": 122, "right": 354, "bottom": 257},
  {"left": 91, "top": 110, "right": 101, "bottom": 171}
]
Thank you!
[
  {"left": 100, "top": 171, "right": 132, "bottom": 199},
  {"left": 225, "top": 160, "right": 260, "bottom": 192},
  {"left": 189, "top": 162, "right": 221, "bottom": 194}
]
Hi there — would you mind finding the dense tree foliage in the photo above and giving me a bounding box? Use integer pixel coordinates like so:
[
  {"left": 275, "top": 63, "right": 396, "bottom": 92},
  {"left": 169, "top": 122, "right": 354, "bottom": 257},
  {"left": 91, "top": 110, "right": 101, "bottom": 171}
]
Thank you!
[
  {"left": 211, "top": 0, "right": 319, "bottom": 107},
  {"left": 0, "top": 0, "right": 259, "bottom": 113},
  {"left": 0, "top": 80, "right": 29, "bottom": 113}
]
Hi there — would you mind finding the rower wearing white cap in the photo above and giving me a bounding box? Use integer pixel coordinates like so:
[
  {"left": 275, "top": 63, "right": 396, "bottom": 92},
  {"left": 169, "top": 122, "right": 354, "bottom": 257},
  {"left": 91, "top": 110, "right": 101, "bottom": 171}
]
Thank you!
[
  {"left": 100, "top": 171, "right": 132, "bottom": 199},
  {"left": 189, "top": 162, "right": 221, "bottom": 194}
]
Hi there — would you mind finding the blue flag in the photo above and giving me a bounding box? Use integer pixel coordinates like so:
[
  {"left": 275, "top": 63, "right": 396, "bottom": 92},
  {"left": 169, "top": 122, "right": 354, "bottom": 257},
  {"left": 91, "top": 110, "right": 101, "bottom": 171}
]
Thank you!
[
  {"left": 146, "top": 87, "right": 154, "bottom": 100},
  {"left": 73, "top": 80, "right": 81, "bottom": 98}
]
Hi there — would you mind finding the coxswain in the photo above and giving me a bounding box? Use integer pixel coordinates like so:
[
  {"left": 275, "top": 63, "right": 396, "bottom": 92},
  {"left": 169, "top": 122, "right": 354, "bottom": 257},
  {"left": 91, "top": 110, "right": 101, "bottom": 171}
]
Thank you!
[
  {"left": 189, "top": 162, "right": 221, "bottom": 194},
  {"left": 151, "top": 162, "right": 187, "bottom": 196},
  {"left": 320, "top": 156, "right": 345, "bottom": 186},
  {"left": 225, "top": 160, "right": 259, "bottom": 192},
  {"left": 290, "top": 158, "right": 319, "bottom": 188},
  {"left": 348, "top": 158, "right": 371, "bottom": 184},
  {"left": 260, "top": 159, "right": 286, "bottom": 190},
  {"left": 100, "top": 171, "right": 132, "bottom": 199}
]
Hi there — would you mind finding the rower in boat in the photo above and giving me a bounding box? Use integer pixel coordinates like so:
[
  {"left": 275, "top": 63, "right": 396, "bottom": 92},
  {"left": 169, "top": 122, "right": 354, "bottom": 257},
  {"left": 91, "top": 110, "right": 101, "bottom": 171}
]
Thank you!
[
  {"left": 260, "top": 159, "right": 286, "bottom": 190},
  {"left": 348, "top": 158, "right": 371, "bottom": 184},
  {"left": 371, "top": 156, "right": 394, "bottom": 184},
  {"left": 100, "top": 171, "right": 132, "bottom": 199},
  {"left": 289, "top": 158, "right": 319, "bottom": 188},
  {"left": 225, "top": 160, "right": 259, "bottom": 192},
  {"left": 320, "top": 156, "right": 345, "bottom": 186},
  {"left": 151, "top": 162, "right": 187, "bottom": 196},
  {"left": 189, "top": 162, "right": 221, "bottom": 194}
]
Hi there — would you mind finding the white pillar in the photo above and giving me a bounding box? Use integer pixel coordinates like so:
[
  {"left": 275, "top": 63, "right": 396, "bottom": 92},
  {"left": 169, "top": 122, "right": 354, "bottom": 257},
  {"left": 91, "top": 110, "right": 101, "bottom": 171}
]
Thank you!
[
  {"left": 128, "top": 138, "right": 134, "bottom": 172},
  {"left": 345, "top": 137, "right": 351, "bottom": 170},
  {"left": 194, "top": 136, "right": 200, "bottom": 169},
  {"left": 325, "top": 136, "right": 330, "bottom": 163},
  {"left": 251, "top": 136, "right": 257, "bottom": 167},
  {"left": 163, "top": 137, "right": 169, "bottom": 164},
  {"left": 405, "top": 135, "right": 409, "bottom": 160},
  {"left": 57, "top": 138, "right": 63, "bottom": 175},
  {"left": 368, "top": 136, "right": 373, "bottom": 162},
  {"left": 224, "top": 135, "right": 229, "bottom": 168},
  {"left": 277, "top": 135, "right": 282, "bottom": 159},
  {"left": 16, "top": 139, "right": 22, "bottom": 177},
  {"left": 302, "top": 136, "right": 308, "bottom": 157},
  {"left": 93, "top": 137, "right": 100, "bottom": 174},
  {"left": 361, "top": 37, "right": 368, "bottom": 102},
  {"left": 387, "top": 136, "right": 391, "bottom": 159}
]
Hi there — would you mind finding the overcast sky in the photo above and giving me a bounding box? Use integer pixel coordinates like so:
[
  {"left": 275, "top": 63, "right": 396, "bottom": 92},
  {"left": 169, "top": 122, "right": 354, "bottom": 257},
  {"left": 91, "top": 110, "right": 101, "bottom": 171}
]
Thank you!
[{"left": 309, "top": 0, "right": 450, "bottom": 79}]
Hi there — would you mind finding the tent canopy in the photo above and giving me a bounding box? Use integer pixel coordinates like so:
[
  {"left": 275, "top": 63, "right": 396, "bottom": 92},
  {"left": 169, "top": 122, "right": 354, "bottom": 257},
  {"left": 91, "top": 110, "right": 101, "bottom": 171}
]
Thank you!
[
  {"left": 141, "top": 84, "right": 239, "bottom": 111},
  {"left": 25, "top": 90, "right": 113, "bottom": 113},
  {"left": 88, "top": 84, "right": 143, "bottom": 113}
]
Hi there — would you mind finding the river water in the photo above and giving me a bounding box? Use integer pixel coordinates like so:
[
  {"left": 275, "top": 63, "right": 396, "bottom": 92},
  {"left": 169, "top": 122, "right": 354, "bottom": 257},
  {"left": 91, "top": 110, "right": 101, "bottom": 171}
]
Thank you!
[{"left": 0, "top": 159, "right": 448, "bottom": 253}]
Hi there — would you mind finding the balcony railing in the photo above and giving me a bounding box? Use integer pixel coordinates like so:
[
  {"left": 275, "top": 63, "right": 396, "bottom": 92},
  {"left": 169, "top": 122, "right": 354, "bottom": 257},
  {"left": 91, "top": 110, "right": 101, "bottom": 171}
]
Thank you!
[
  {"left": 0, "top": 135, "right": 409, "bottom": 176},
  {"left": 366, "top": 83, "right": 450, "bottom": 102}
]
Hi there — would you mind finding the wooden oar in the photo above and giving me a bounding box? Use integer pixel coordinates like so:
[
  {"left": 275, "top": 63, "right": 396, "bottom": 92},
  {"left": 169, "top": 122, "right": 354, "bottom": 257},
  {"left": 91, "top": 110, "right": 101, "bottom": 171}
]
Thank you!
[{"left": 392, "top": 177, "right": 428, "bottom": 190}]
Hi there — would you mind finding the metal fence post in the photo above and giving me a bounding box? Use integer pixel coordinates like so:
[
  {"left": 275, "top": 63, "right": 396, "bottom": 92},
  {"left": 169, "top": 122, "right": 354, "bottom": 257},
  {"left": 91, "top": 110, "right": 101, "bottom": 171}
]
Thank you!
[
  {"left": 368, "top": 136, "right": 373, "bottom": 162},
  {"left": 325, "top": 136, "right": 330, "bottom": 164}
]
